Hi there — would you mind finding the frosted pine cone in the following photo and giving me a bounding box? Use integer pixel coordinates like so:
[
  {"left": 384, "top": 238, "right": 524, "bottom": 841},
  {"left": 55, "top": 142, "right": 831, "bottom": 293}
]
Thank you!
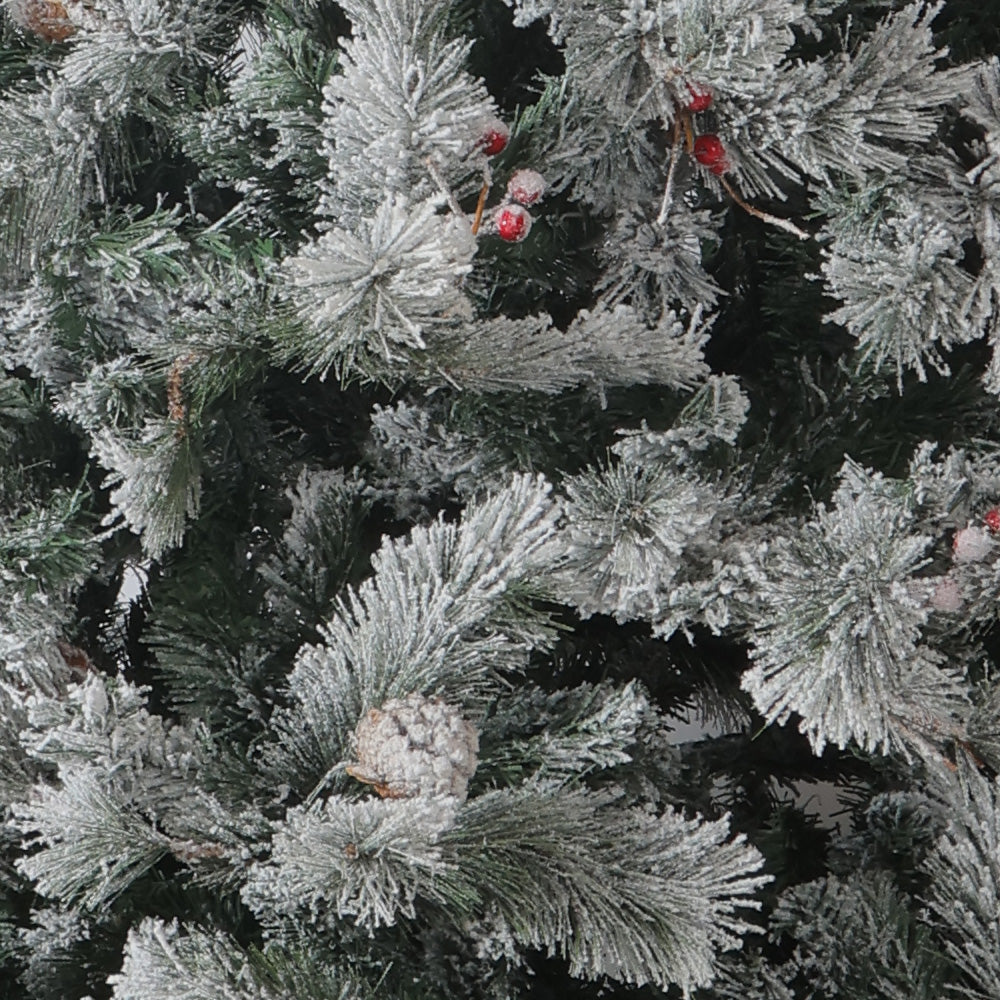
[
  {"left": 7, "top": 0, "right": 76, "bottom": 40},
  {"left": 347, "top": 694, "right": 479, "bottom": 801}
]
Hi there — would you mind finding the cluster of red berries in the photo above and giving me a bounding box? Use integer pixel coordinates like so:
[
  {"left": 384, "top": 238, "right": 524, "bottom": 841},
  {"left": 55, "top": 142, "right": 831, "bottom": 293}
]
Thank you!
[
  {"left": 476, "top": 118, "right": 547, "bottom": 244},
  {"left": 985, "top": 508, "right": 1000, "bottom": 533},
  {"left": 684, "top": 84, "right": 729, "bottom": 176}
]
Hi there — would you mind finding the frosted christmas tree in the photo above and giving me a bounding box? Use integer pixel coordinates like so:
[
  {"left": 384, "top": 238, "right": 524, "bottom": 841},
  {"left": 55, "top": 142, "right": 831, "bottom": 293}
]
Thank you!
[{"left": 3, "top": 0, "right": 1000, "bottom": 998}]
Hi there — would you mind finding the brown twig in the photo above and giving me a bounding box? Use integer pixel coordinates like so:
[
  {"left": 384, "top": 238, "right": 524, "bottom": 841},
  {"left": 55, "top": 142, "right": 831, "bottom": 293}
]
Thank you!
[
  {"left": 345, "top": 763, "right": 410, "bottom": 799},
  {"left": 719, "top": 175, "right": 809, "bottom": 241},
  {"left": 167, "top": 353, "right": 195, "bottom": 437},
  {"left": 56, "top": 640, "right": 93, "bottom": 676},
  {"left": 680, "top": 109, "right": 695, "bottom": 153},
  {"left": 953, "top": 737, "right": 989, "bottom": 773},
  {"left": 171, "top": 839, "right": 228, "bottom": 862},
  {"left": 892, "top": 712, "right": 990, "bottom": 775},
  {"left": 470, "top": 168, "right": 492, "bottom": 236},
  {"left": 423, "top": 156, "right": 491, "bottom": 237}
]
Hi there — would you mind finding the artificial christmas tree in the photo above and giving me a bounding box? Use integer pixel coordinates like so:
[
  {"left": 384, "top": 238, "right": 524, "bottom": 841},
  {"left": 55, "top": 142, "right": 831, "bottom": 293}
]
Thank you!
[{"left": 3, "top": 1, "right": 1000, "bottom": 999}]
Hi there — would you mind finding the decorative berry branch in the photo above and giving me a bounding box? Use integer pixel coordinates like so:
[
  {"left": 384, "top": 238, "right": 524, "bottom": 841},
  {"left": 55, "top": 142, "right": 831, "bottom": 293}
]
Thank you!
[
  {"left": 471, "top": 117, "right": 508, "bottom": 235},
  {"left": 449, "top": 118, "right": 549, "bottom": 243},
  {"left": 717, "top": 175, "right": 809, "bottom": 241},
  {"left": 668, "top": 86, "right": 809, "bottom": 241}
]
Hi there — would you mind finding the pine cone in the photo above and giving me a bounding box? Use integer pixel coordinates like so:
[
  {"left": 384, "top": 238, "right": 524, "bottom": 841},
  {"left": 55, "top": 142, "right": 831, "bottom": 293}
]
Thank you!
[
  {"left": 347, "top": 694, "right": 479, "bottom": 801},
  {"left": 7, "top": 0, "right": 76, "bottom": 41}
]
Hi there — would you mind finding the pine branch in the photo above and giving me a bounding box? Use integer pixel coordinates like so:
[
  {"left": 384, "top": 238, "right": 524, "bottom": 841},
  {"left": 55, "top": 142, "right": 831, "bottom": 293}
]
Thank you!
[
  {"left": 266, "top": 474, "right": 561, "bottom": 789},
  {"left": 477, "top": 678, "right": 670, "bottom": 787},
  {"left": 109, "top": 917, "right": 373, "bottom": 1000},
  {"left": 768, "top": 871, "right": 951, "bottom": 1000},
  {"left": 319, "top": 0, "right": 495, "bottom": 223},
  {"left": 279, "top": 195, "right": 476, "bottom": 381},
  {"left": 436, "top": 784, "right": 769, "bottom": 995},
  {"left": 92, "top": 418, "right": 203, "bottom": 560},
  {"left": 921, "top": 765, "right": 1000, "bottom": 1000},
  {"left": 742, "top": 457, "right": 968, "bottom": 756},
  {"left": 13, "top": 765, "right": 173, "bottom": 911}
]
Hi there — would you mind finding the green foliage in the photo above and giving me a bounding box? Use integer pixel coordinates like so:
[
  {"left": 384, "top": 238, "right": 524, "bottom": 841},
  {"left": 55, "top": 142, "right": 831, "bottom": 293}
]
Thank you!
[
  {"left": 14, "top": 768, "right": 173, "bottom": 912},
  {"left": 742, "top": 457, "right": 967, "bottom": 756},
  {"left": 264, "top": 475, "right": 562, "bottom": 792},
  {"left": 921, "top": 766, "right": 1000, "bottom": 1000},
  {"left": 477, "top": 678, "right": 673, "bottom": 789},
  {"left": 93, "top": 419, "right": 203, "bottom": 560},
  {"left": 768, "top": 872, "right": 951, "bottom": 1000},
  {"left": 0, "top": 483, "right": 96, "bottom": 600},
  {"left": 436, "top": 785, "right": 768, "bottom": 995},
  {"left": 109, "top": 918, "right": 374, "bottom": 1000}
]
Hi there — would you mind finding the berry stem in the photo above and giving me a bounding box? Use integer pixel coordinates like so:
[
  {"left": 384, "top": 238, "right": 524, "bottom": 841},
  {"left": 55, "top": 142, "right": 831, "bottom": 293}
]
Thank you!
[
  {"left": 719, "top": 176, "right": 809, "bottom": 241},
  {"left": 471, "top": 165, "right": 492, "bottom": 236},
  {"left": 680, "top": 110, "right": 695, "bottom": 153}
]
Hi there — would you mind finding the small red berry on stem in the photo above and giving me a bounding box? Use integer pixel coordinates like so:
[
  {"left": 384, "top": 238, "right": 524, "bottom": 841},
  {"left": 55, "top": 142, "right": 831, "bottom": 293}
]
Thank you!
[
  {"left": 693, "top": 134, "right": 726, "bottom": 167},
  {"left": 495, "top": 204, "right": 532, "bottom": 243},
  {"left": 478, "top": 118, "right": 509, "bottom": 157},
  {"left": 687, "top": 132, "right": 808, "bottom": 239},
  {"left": 985, "top": 508, "right": 1000, "bottom": 533},
  {"left": 506, "top": 168, "right": 546, "bottom": 206},
  {"left": 685, "top": 85, "right": 713, "bottom": 113}
]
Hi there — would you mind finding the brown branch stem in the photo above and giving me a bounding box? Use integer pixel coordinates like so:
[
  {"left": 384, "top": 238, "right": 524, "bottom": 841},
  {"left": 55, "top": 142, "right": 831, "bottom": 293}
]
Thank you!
[
  {"left": 471, "top": 173, "right": 491, "bottom": 236},
  {"left": 719, "top": 176, "right": 809, "bottom": 241}
]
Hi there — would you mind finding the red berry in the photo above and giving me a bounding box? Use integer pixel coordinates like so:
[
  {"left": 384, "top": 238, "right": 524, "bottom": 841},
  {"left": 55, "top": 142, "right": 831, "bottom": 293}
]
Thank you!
[
  {"left": 495, "top": 204, "right": 531, "bottom": 243},
  {"left": 479, "top": 118, "right": 509, "bottom": 157},
  {"left": 693, "top": 134, "right": 725, "bottom": 166},
  {"left": 506, "top": 168, "right": 546, "bottom": 206},
  {"left": 686, "top": 85, "right": 713, "bottom": 113},
  {"left": 985, "top": 508, "right": 1000, "bottom": 533}
]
